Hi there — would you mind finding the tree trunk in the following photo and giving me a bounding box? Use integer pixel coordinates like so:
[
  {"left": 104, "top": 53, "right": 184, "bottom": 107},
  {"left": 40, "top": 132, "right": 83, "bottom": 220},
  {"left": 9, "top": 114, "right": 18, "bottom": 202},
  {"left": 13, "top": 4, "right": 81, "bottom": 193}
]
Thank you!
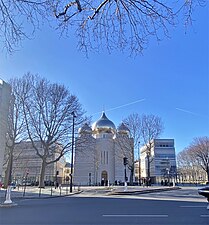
[
  {"left": 4, "top": 151, "right": 13, "bottom": 188},
  {"left": 147, "top": 154, "right": 150, "bottom": 180},
  {"left": 39, "top": 160, "right": 47, "bottom": 188}
]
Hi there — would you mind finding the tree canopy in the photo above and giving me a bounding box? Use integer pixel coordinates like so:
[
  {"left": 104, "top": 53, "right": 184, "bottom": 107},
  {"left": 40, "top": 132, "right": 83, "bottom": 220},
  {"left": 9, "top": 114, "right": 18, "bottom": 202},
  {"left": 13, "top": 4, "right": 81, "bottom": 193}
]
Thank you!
[
  {"left": 177, "top": 136, "right": 209, "bottom": 183},
  {"left": 4, "top": 73, "right": 86, "bottom": 187},
  {"left": 0, "top": 0, "right": 206, "bottom": 54}
]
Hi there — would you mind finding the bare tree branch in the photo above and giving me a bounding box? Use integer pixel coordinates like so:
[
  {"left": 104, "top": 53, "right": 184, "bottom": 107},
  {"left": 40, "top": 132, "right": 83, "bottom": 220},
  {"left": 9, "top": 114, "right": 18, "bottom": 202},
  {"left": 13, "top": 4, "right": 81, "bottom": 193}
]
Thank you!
[{"left": 0, "top": 0, "right": 206, "bottom": 54}]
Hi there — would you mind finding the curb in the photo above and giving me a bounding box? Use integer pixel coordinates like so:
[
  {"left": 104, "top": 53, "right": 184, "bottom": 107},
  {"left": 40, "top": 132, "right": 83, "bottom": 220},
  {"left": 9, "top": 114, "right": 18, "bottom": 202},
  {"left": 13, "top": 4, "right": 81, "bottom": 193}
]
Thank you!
[
  {"left": 0, "top": 202, "right": 18, "bottom": 208},
  {"left": 108, "top": 187, "right": 181, "bottom": 195}
]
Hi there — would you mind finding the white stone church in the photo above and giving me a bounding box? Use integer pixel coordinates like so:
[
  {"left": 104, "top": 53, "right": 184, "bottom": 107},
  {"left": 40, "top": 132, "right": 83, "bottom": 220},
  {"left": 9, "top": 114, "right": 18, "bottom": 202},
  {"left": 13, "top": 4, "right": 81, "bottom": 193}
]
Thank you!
[{"left": 74, "top": 112, "right": 134, "bottom": 186}]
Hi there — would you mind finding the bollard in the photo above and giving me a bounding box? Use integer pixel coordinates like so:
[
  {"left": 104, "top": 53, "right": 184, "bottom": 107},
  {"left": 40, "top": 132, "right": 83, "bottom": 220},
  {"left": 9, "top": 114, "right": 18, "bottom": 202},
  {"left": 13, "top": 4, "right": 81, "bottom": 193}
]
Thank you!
[
  {"left": 4, "top": 186, "right": 12, "bottom": 204},
  {"left": 59, "top": 185, "right": 62, "bottom": 196},
  {"left": 124, "top": 182, "right": 127, "bottom": 192},
  {"left": 0, "top": 186, "right": 17, "bottom": 207}
]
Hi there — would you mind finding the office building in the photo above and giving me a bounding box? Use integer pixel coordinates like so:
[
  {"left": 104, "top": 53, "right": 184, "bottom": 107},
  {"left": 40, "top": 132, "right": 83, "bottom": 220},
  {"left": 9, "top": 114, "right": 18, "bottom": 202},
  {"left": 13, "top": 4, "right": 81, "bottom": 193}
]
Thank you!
[
  {"left": 140, "top": 139, "right": 176, "bottom": 184},
  {"left": 0, "top": 79, "right": 12, "bottom": 179}
]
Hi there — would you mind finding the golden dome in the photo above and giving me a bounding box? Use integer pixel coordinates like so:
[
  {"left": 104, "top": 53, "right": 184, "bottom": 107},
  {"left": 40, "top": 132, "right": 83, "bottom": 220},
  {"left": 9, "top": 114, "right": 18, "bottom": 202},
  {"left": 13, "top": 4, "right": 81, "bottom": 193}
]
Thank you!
[
  {"left": 92, "top": 112, "right": 116, "bottom": 133},
  {"left": 117, "top": 123, "right": 130, "bottom": 135},
  {"left": 78, "top": 123, "right": 92, "bottom": 134}
]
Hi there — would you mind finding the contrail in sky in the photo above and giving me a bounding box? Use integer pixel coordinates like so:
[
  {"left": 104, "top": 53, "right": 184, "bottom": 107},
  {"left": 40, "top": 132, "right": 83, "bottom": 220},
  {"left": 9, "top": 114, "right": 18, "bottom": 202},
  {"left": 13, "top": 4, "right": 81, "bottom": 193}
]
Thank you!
[
  {"left": 92, "top": 98, "right": 146, "bottom": 115},
  {"left": 106, "top": 99, "right": 146, "bottom": 112},
  {"left": 175, "top": 107, "right": 199, "bottom": 116}
]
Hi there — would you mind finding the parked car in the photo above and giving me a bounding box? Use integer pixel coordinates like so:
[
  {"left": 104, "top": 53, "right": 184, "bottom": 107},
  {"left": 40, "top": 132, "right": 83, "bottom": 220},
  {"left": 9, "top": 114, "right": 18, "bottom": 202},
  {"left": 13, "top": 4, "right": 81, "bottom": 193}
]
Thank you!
[{"left": 198, "top": 186, "right": 209, "bottom": 201}]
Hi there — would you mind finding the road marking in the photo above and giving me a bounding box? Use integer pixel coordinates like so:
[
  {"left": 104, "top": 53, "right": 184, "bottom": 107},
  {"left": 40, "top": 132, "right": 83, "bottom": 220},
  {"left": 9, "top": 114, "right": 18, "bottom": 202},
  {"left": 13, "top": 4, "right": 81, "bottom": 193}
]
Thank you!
[
  {"left": 201, "top": 215, "right": 209, "bottom": 218},
  {"left": 180, "top": 205, "right": 206, "bottom": 208},
  {"left": 103, "top": 214, "right": 168, "bottom": 218}
]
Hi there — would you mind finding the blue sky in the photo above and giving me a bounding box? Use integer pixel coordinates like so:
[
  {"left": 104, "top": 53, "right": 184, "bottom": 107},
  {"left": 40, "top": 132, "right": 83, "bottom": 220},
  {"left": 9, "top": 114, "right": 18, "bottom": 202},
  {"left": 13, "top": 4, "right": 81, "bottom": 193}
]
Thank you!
[{"left": 0, "top": 4, "right": 208, "bottom": 154}]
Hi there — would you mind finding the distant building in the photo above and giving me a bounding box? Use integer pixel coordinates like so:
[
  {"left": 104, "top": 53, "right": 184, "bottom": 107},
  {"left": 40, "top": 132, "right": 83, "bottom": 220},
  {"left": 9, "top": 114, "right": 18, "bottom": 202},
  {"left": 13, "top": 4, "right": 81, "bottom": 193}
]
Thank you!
[
  {"left": 2, "top": 141, "right": 66, "bottom": 185},
  {"left": 0, "top": 79, "right": 12, "bottom": 179},
  {"left": 63, "top": 162, "right": 71, "bottom": 184},
  {"left": 134, "top": 160, "right": 140, "bottom": 183},
  {"left": 140, "top": 139, "right": 176, "bottom": 184},
  {"left": 74, "top": 112, "right": 134, "bottom": 186}
]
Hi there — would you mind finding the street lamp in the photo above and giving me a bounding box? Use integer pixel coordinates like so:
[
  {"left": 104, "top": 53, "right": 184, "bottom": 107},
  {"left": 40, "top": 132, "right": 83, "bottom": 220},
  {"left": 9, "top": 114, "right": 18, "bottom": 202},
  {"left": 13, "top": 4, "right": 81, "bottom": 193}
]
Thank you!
[
  {"left": 70, "top": 111, "right": 76, "bottom": 193},
  {"left": 138, "top": 141, "right": 140, "bottom": 185},
  {"left": 146, "top": 150, "right": 151, "bottom": 186}
]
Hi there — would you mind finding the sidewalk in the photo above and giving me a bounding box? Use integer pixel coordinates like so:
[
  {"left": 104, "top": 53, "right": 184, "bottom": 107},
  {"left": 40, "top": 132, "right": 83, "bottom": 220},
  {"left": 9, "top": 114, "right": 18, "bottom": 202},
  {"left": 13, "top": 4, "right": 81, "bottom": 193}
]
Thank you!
[
  {"left": 0, "top": 185, "right": 81, "bottom": 202},
  {"left": 0, "top": 185, "right": 181, "bottom": 202}
]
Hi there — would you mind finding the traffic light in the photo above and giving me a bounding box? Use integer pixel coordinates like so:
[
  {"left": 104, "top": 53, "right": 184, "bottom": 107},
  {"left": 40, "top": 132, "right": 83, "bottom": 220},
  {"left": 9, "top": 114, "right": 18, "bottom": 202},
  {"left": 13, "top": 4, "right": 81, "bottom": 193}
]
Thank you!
[{"left": 123, "top": 157, "right": 128, "bottom": 165}]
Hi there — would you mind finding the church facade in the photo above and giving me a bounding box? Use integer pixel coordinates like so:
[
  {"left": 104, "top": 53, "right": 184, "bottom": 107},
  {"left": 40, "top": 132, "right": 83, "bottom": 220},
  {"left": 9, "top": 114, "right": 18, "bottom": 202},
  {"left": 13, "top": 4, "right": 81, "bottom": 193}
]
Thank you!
[{"left": 73, "top": 112, "right": 134, "bottom": 186}]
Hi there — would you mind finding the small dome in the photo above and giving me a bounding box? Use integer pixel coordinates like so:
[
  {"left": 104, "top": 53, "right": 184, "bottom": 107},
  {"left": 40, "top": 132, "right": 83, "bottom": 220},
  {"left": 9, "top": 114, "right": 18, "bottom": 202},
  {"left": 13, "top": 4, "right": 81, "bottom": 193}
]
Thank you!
[
  {"left": 117, "top": 123, "right": 130, "bottom": 135},
  {"left": 78, "top": 123, "right": 92, "bottom": 134},
  {"left": 92, "top": 112, "right": 116, "bottom": 133}
]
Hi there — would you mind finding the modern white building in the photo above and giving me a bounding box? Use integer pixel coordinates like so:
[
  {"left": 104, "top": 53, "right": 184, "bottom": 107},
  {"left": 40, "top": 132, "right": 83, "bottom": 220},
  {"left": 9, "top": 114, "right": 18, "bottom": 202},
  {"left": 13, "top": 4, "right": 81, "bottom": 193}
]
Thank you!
[
  {"left": 140, "top": 139, "right": 176, "bottom": 184},
  {"left": 0, "top": 79, "right": 12, "bottom": 179},
  {"left": 74, "top": 112, "right": 134, "bottom": 186}
]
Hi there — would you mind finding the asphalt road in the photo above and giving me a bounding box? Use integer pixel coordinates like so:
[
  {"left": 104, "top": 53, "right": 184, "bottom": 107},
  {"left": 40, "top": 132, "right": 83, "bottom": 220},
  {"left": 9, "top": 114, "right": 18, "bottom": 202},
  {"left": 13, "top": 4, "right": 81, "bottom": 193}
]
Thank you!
[{"left": 0, "top": 194, "right": 208, "bottom": 225}]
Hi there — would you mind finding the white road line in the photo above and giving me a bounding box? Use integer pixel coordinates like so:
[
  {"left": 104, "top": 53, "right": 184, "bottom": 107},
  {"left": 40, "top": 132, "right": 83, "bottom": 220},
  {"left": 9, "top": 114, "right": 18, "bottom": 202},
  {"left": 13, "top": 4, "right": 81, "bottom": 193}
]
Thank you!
[
  {"left": 103, "top": 215, "right": 168, "bottom": 218},
  {"left": 201, "top": 215, "right": 209, "bottom": 218},
  {"left": 180, "top": 206, "right": 206, "bottom": 208}
]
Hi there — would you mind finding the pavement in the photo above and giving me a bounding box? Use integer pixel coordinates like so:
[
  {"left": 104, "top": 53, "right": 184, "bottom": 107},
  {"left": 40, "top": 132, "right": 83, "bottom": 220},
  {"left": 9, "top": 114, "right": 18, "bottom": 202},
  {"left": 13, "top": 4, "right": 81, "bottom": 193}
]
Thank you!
[
  {"left": 109, "top": 185, "right": 181, "bottom": 195},
  {"left": 0, "top": 185, "right": 81, "bottom": 203},
  {"left": 0, "top": 184, "right": 181, "bottom": 203}
]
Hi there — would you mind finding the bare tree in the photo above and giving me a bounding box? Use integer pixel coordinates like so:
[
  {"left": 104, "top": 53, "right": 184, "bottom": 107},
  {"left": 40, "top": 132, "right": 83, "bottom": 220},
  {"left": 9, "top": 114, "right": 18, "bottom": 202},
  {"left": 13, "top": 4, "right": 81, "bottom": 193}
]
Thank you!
[
  {"left": 122, "top": 113, "right": 163, "bottom": 183},
  {"left": 122, "top": 114, "right": 141, "bottom": 183},
  {"left": 189, "top": 137, "right": 209, "bottom": 183},
  {"left": 0, "top": 0, "right": 206, "bottom": 54},
  {"left": 177, "top": 139, "right": 209, "bottom": 184},
  {"left": 115, "top": 128, "right": 134, "bottom": 184},
  {"left": 177, "top": 149, "right": 192, "bottom": 183},
  {"left": 0, "top": 0, "right": 48, "bottom": 53},
  {"left": 140, "top": 114, "right": 164, "bottom": 181},
  {"left": 53, "top": 0, "right": 206, "bottom": 55},
  {"left": 123, "top": 113, "right": 141, "bottom": 155},
  {"left": 19, "top": 73, "right": 85, "bottom": 187}
]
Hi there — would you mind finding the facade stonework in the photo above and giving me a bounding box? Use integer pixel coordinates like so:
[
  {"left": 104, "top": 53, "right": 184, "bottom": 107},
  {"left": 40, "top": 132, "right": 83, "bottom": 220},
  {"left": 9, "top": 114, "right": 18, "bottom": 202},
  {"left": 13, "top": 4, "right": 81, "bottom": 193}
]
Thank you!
[
  {"left": 2, "top": 141, "right": 66, "bottom": 185},
  {"left": 74, "top": 112, "right": 134, "bottom": 185}
]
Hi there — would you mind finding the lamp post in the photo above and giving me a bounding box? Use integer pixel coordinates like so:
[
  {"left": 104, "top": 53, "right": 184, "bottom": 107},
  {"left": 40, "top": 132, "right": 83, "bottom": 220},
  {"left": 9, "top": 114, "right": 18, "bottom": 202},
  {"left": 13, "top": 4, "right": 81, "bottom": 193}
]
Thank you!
[
  {"left": 70, "top": 111, "right": 76, "bottom": 193},
  {"left": 146, "top": 151, "right": 150, "bottom": 186},
  {"left": 138, "top": 141, "right": 140, "bottom": 185}
]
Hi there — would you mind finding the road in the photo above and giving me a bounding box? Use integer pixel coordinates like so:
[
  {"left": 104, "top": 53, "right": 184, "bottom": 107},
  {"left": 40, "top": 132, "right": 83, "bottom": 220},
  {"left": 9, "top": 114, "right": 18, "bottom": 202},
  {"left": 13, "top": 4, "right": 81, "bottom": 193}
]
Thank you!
[{"left": 0, "top": 187, "right": 208, "bottom": 225}]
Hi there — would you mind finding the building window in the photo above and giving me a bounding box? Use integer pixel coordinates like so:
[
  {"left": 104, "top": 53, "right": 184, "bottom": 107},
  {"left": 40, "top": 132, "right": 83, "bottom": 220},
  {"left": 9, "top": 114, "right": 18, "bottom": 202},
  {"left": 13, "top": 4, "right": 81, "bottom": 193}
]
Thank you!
[{"left": 104, "top": 151, "right": 106, "bottom": 164}]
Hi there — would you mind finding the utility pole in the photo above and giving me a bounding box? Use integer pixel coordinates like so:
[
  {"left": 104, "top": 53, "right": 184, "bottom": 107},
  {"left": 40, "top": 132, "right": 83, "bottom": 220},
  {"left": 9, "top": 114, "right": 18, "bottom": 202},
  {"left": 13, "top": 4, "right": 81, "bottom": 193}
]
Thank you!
[
  {"left": 138, "top": 141, "right": 140, "bottom": 185},
  {"left": 70, "top": 112, "right": 76, "bottom": 193}
]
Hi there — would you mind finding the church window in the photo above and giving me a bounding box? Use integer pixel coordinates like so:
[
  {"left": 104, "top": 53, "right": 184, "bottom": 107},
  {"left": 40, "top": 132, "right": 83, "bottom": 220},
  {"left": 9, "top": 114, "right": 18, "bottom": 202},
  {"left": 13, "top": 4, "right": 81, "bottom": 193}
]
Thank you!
[
  {"left": 104, "top": 151, "right": 106, "bottom": 164},
  {"left": 106, "top": 151, "right": 108, "bottom": 164}
]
